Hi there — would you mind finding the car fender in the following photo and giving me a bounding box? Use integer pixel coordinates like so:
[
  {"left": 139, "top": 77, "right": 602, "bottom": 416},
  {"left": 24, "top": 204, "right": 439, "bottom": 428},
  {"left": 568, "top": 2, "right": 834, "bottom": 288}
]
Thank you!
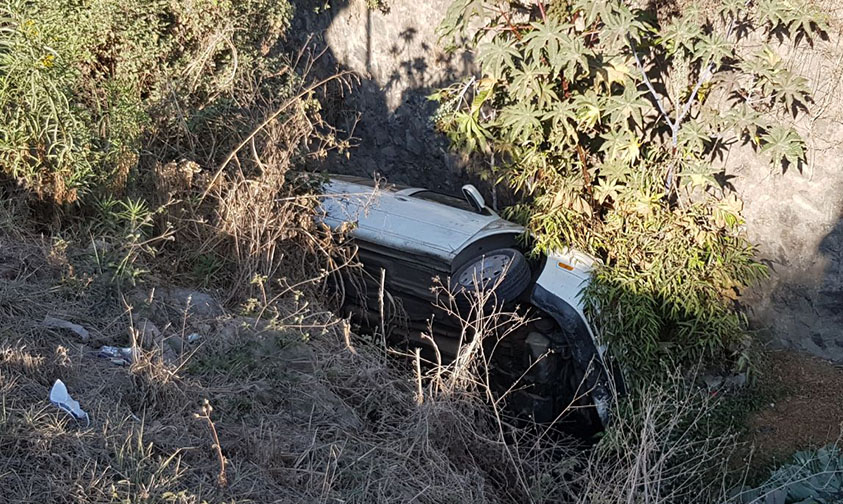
[{"left": 531, "top": 249, "right": 611, "bottom": 425}]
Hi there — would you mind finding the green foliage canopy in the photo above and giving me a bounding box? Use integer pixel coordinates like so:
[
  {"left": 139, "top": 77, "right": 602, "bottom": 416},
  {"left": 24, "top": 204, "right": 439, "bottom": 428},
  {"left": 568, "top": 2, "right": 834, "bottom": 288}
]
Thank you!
[{"left": 0, "top": 0, "right": 294, "bottom": 203}]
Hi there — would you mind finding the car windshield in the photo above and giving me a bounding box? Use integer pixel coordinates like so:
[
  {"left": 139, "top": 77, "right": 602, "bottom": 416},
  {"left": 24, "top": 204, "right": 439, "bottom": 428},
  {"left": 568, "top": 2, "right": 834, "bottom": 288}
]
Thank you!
[{"left": 410, "top": 190, "right": 476, "bottom": 213}]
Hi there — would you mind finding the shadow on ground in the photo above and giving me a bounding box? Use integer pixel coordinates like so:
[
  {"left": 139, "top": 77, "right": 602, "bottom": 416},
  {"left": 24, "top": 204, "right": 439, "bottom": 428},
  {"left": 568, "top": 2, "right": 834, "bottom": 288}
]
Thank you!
[
  {"left": 288, "top": 0, "right": 476, "bottom": 194},
  {"left": 753, "top": 210, "right": 843, "bottom": 362}
]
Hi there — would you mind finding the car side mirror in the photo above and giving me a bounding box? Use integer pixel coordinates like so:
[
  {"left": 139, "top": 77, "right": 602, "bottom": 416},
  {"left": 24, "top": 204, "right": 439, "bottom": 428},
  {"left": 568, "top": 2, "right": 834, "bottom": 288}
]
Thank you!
[{"left": 461, "top": 184, "right": 486, "bottom": 212}]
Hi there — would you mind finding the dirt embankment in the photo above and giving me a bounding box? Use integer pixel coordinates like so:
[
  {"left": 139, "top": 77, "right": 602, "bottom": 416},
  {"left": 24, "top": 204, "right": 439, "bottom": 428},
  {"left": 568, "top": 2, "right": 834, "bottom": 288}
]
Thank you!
[{"left": 744, "top": 350, "right": 843, "bottom": 468}]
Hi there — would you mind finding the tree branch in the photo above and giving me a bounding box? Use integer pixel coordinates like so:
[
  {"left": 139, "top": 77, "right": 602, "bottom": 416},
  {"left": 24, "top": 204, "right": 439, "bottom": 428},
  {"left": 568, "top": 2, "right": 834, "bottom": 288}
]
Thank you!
[
  {"left": 628, "top": 36, "right": 676, "bottom": 134},
  {"left": 675, "top": 9, "right": 742, "bottom": 127}
]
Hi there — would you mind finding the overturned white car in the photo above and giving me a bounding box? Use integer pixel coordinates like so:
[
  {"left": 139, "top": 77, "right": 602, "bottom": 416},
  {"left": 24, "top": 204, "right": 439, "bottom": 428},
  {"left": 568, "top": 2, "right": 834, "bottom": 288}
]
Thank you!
[{"left": 319, "top": 175, "right": 614, "bottom": 434}]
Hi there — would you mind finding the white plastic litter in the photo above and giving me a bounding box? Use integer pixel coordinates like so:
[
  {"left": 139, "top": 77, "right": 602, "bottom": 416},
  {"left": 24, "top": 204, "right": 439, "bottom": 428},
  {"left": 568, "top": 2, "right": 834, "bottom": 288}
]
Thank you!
[
  {"left": 49, "top": 379, "right": 89, "bottom": 426},
  {"left": 97, "top": 346, "right": 134, "bottom": 366},
  {"left": 187, "top": 333, "right": 202, "bottom": 343}
]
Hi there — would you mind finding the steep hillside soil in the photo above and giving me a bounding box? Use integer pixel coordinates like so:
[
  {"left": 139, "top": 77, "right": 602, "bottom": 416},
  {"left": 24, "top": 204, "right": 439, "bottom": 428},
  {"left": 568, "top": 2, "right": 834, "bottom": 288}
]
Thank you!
[{"left": 743, "top": 350, "right": 843, "bottom": 469}]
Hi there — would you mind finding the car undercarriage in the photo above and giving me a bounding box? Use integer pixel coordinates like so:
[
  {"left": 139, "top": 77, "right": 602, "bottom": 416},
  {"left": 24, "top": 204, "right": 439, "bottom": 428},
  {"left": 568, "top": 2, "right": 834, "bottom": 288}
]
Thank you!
[{"left": 337, "top": 237, "right": 608, "bottom": 436}]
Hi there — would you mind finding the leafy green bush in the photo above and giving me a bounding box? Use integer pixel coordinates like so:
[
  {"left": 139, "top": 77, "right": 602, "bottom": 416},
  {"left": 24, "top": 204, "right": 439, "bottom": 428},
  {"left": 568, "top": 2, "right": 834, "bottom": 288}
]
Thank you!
[
  {"left": 90, "top": 196, "right": 172, "bottom": 285},
  {"left": 0, "top": 0, "right": 293, "bottom": 203},
  {"left": 434, "top": 0, "right": 826, "bottom": 376}
]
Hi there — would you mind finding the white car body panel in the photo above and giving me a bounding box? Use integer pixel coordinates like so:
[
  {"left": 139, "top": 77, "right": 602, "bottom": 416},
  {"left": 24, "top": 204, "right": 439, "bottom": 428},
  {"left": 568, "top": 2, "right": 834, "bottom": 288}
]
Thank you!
[
  {"left": 533, "top": 249, "right": 610, "bottom": 424},
  {"left": 321, "top": 178, "right": 524, "bottom": 266},
  {"left": 320, "top": 178, "right": 598, "bottom": 311},
  {"left": 536, "top": 249, "right": 599, "bottom": 336}
]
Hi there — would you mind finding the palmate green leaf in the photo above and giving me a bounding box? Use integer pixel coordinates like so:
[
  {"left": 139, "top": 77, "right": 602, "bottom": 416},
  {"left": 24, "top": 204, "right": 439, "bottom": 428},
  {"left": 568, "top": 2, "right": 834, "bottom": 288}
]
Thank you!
[
  {"left": 757, "top": 0, "right": 791, "bottom": 28},
  {"left": 521, "top": 18, "right": 589, "bottom": 81},
  {"left": 697, "top": 103, "right": 727, "bottom": 133},
  {"left": 600, "top": 128, "right": 639, "bottom": 164},
  {"left": 573, "top": 90, "right": 603, "bottom": 129},
  {"left": 693, "top": 32, "right": 732, "bottom": 67},
  {"left": 760, "top": 124, "right": 805, "bottom": 167},
  {"left": 477, "top": 36, "right": 520, "bottom": 81},
  {"left": 557, "top": 35, "right": 590, "bottom": 82},
  {"left": 658, "top": 14, "right": 702, "bottom": 55},
  {"left": 677, "top": 119, "right": 709, "bottom": 154},
  {"left": 522, "top": 18, "right": 569, "bottom": 66},
  {"left": 786, "top": 0, "right": 830, "bottom": 42},
  {"left": 722, "top": 102, "right": 765, "bottom": 142},
  {"left": 438, "top": 0, "right": 487, "bottom": 40},
  {"left": 600, "top": 1, "right": 649, "bottom": 44},
  {"left": 719, "top": 0, "right": 747, "bottom": 21},
  {"left": 508, "top": 64, "right": 548, "bottom": 103},
  {"left": 597, "top": 158, "right": 633, "bottom": 185},
  {"left": 542, "top": 100, "right": 577, "bottom": 143},
  {"left": 745, "top": 45, "right": 781, "bottom": 70},
  {"left": 677, "top": 159, "right": 719, "bottom": 189},
  {"left": 770, "top": 69, "right": 811, "bottom": 112},
  {"left": 571, "top": 0, "right": 610, "bottom": 25},
  {"left": 757, "top": 0, "right": 828, "bottom": 40},
  {"left": 496, "top": 102, "right": 543, "bottom": 144},
  {"left": 593, "top": 176, "right": 623, "bottom": 204},
  {"left": 742, "top": 49, "right": 810, "bottom": 113},
  {"left": 738, "top": 46, "right": 780, "bottom": 87},
  {"left": 593, "top": 54, "right": 633, "bottom": 89},
  {"left": 535, "top": 80, "right": 561, "bottom": 109},
  {"left": 605, "top": 84, "right": 648, "bottom": 128}
]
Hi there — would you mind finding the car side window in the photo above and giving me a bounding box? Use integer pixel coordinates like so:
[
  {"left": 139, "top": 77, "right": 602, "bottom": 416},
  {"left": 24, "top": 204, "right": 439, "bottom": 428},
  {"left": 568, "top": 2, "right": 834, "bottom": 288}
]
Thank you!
[{"left": 410, "top": 190, "right": 477, "bottom": 213}]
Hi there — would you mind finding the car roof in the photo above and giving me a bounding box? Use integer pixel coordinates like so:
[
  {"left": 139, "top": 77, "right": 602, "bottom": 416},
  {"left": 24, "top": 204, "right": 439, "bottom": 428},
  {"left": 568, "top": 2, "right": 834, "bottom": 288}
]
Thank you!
[{"left": 319, "top": 177, "right": 525, "bottom": 264}]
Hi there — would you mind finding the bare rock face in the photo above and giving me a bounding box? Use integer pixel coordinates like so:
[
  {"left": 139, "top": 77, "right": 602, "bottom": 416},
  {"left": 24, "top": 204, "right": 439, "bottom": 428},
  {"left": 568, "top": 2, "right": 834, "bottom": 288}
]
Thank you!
[
  {"left": 734, "top": 16, "right": 843, "bottom": 361},
  {"left": 324, "top": 1, "right": 472, "bottom": 112},
  {"left": 132, "top": 317, "right": 161, "bottom": 346},
  {"left": 290, "top": 0, "right": 474, "bottom": 193},
  {"left": 160, "top": 288, "right": 224, "bottom": 319},
  {"left": 125, "top": 286, "right": 223, "bottom": 321}
]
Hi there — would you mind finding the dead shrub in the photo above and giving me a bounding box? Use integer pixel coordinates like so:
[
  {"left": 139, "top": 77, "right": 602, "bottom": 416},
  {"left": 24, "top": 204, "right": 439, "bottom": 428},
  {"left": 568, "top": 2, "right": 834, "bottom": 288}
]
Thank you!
[
  {"left": 142, "top": 50, "right": 356, "bottom": 305},
  {"left": 576, "top": 371, "right": 740, "bottom": 504}
]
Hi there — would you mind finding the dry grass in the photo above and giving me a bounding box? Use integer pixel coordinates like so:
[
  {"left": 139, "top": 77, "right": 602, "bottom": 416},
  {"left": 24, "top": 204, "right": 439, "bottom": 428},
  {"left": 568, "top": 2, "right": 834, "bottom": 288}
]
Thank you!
[
  {"left": 407, "top": 278, "right": 744, "bottom": 504},
  {"left": 0, "top": 224, "right": 762, "bottom": 504},
  {"left": 575, "top": 371, "right": 741, "bottom": 504},
  {"left": 144, "top": 49, "right": 356, "bottom": 306},
  {"left": 0, "top": 235, "right": 541, "bottom": 503}
]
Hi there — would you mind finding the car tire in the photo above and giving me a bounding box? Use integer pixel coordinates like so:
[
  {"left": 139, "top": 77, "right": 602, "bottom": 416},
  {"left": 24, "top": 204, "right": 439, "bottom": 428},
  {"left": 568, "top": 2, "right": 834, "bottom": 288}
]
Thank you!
[{"left": 450, "top": 248, "right": 531, "bottom": 311}]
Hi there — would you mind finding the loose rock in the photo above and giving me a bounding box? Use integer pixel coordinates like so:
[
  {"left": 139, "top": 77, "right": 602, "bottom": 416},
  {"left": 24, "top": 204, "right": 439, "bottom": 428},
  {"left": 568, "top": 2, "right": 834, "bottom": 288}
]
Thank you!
[
  {"left": 43, "top": 316, "right": 90, "bottom": 341},
  {"left": 161, "top": 288, "right": 223, "bottom": 318}
]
